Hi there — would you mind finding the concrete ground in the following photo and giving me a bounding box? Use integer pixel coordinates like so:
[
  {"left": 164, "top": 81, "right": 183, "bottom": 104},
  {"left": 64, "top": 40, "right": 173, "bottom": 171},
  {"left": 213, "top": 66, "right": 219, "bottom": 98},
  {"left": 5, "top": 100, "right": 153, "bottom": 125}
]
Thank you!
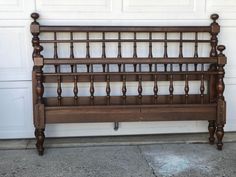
[{"left": 0, "top": 133, "right": 236, "bottom": 177}]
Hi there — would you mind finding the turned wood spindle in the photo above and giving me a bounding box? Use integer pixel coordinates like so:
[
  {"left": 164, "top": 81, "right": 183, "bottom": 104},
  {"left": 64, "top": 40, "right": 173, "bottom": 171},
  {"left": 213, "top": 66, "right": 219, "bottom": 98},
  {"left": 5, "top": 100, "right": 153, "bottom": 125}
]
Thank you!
[
  {"left": 133, "top": 32, "right": 137, "bottom": 72},
  {"left": 148, "top": 32, "right": 153, "bottom": 72},
  {"left": 122, "top": 62, "right": 126, "bottom": 102},
  {"left": 102, "top": 32, "right": 106, "bottom": 72},
  {"left": 169, "top": 64, "right": 174, "bottom": 104},
  {"left": 164, "top": 32, "right": 168, "bottom": 72},
  {"left": 179, "top": 32, "right": 183, "bottom": 71},
  {"left": 70, "top": 32, "right": 75, "bottom": 72},
  {"left": 73, "top": 76, "right": 78, "bottom": 105},
  {"left": 117, "top": 32, "right": 122, "bottom": 72},
  {"left": 194, "top": 32, "right": 199, "bottom": 71},
  {"left": 200, "top": 64, "right": 205, "bottom": 104},
  {"left": 138, "top": 75, "right": 143, "bottom": 104},
  {"left": 106, "top": 61, "right": 111, "bottom": 105},
  {"left": 184, "top": 64, "right": 189, "bottom": 104},
  {"left": 153, "top": 58, "right": 158, "bottom": 103},
  {"left": 86, "top": 32, "right": 90, "bottom": 73},
  {"left": 106, "top": 75, "right": 111, "bottom": 105},
  {"left": 54, "top": 32, "right": 60, "bottom": 73},
  {"left": 138, "top": 47, "right": 142, "bottom": 103},
  {"left": 90, "top": 75, "right": 94, "bottom": 105},
  {"left": 122, "top": 75, "right": 127, "bottom": 104},
  {"left": 88, "top": 34, "right": 94, "bottom": 104},
  {"left": 153, "top": 75, "right": 158, "bottom": 104},
  {"left": 57, "top": 76, "right": 62, "bottom": 106}
]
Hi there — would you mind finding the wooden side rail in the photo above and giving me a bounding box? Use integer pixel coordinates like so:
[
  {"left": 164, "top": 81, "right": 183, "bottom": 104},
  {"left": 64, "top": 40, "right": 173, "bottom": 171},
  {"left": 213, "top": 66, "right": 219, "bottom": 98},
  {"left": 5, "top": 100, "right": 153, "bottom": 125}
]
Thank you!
[{"left": 31, "top": 13, "right": 227, "bottom": 155}]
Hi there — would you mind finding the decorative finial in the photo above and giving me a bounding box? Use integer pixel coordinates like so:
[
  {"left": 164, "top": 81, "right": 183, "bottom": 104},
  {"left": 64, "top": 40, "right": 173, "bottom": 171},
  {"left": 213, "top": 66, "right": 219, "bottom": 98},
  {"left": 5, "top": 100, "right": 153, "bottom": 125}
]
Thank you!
[
  {"left": 217, "top": 45, "right": 225, "bottom": 55},
  {"left": 211, "top": 14, "right": 219, "bottom": 23},
  {"left": 31, "top": 13, "right": 39, "bottom": 22}
]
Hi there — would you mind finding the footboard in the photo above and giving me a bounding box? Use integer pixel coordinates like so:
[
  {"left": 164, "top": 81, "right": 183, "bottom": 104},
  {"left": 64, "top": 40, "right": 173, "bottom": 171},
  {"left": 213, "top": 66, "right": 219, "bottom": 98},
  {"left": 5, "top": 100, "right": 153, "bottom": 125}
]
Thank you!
[{"left": 31, "top": 13, "right": 227, "bottom": 155}]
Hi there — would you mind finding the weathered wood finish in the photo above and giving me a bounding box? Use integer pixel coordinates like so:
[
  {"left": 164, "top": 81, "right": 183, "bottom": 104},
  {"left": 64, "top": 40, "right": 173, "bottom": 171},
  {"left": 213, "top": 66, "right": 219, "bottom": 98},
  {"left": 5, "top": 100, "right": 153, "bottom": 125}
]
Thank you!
[{"left": 31, "top": 13, "right": 227, "bottom": 155}]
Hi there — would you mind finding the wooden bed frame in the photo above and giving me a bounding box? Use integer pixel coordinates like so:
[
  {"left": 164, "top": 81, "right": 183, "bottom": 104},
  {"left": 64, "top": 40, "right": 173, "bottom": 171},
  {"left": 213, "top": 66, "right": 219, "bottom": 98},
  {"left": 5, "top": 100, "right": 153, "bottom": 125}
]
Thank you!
[{"left": 31, "top": 13, "right": 226, "bottom": 155}]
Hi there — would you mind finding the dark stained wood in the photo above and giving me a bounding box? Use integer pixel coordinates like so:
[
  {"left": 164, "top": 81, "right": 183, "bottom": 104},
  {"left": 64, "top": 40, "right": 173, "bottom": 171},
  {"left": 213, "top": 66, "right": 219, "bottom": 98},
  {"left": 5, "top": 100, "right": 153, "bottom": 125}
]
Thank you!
[
  {"left": 194, "top": 32, "right": 199, "bottom": 71},
  {"left": 184, "top": 74, "right": 189, "bottom": 104},
  {"left": 31, "top": 12, "right": 226, "bottom": 155},
  {"left": 106, "top": 75, "right": 111, "bottom": 105},
  {"left": 208, "top": 120, "right": 216, "bottom": 144},
  {"left": 43, "top": 95, "right": 210, "bottom": 107},
  {"left": 57, "top": 75, "right": 62, "bottom": 106},
  {"left": 216, "top": 45, "right": 226, "bottom": 150},
  {"left": 45, "top": 104, "right": 217, "bottom": 123},
  {"left": 40, "top": 39, "right": 211, "bottom": 43},
  {"left": 73, "top": 76, "right": 78, "bottom": 105},
  {"left": 122, "top": 75, "right": 127, "bottom": 104},
  {"left": 42, "top": 72, "right": 213, "bottom": 83},
  {"left": 153, "top": 75, "right": 158, "bottom": 104},
  {"left": 70, "top": 32, "right": 75, "bottom": 72},
  {"left": 43, "top": 57, "right": 218, "bottom": 65},
  {"left": 200, "top": 64, "right": 205, "bottom": 104},
  {"left": 40, "top": 26, "right": 211, "bottom": 33}
]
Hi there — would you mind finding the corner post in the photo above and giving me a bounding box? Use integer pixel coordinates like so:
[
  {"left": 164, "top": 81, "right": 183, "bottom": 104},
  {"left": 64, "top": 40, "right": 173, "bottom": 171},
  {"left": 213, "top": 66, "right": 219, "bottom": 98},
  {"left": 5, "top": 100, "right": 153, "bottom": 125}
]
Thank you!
[
  {"left": 31, "top": 13, "right": 45, "bottom": 155},
  {"left": 208, "top": 14, "right": 220, "bottom": 144},
  {"left": 216, "top": 45, "right": 227, "bottom": 150}
]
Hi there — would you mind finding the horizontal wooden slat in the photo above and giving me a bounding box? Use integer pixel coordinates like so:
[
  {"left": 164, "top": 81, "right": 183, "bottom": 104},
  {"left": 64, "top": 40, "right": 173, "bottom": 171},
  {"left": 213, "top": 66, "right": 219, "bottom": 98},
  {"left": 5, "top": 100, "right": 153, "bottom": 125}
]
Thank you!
[
  {"left": 43, "top": 58, "right": 217, "bottom": 65},
  {"left": 43, "top": 95, "right": 211, "bottom": 107},
  {"left": 45, "top": 104, "right": 216, "bottom": 123},
  {"left": 43, "top": 73, "right": 211, "bottom": 83},
  {"left": 40, "top": 26, "right": 211, "bottom": 33},
  {"left": 40, "top": 39, "right": 211, "bottom": 43}
]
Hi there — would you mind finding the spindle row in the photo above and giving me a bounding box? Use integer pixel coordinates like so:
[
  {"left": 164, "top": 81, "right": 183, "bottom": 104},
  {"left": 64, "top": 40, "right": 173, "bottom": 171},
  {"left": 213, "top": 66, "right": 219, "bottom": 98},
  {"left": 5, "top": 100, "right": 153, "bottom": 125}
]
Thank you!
[
  {"left": 52, "top": 73, "right": 207, "bottom": 106},
  {"left": 41, "top": 31, "right": 211, "bottom": 74}
]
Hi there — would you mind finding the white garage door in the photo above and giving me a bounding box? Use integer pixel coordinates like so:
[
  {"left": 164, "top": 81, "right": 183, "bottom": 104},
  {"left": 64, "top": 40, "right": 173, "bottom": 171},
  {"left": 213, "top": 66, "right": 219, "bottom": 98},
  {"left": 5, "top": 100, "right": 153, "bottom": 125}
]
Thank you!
[{"left": 0, "top": 0, "right": 236, "bottom": 138}]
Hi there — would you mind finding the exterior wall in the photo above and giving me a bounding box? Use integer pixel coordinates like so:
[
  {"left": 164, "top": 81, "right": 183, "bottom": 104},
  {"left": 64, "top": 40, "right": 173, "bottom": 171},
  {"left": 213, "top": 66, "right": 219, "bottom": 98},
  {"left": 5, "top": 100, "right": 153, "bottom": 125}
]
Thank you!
[{"left": 0, "top": 0, "right": 236, "bottom": 138}]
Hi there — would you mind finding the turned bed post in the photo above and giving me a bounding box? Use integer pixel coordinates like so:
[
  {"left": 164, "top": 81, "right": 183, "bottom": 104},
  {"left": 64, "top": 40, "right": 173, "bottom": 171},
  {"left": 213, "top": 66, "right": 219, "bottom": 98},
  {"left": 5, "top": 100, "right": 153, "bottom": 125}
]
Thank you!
[
  {"left": 31, "top": 13, "right": 45, "bottom": 155},
  {"left": 208, "top": 14, "right": 220, "bottom": 145},
  {"left": 216, "top": 45, "right": 227, "bottom": 150}
]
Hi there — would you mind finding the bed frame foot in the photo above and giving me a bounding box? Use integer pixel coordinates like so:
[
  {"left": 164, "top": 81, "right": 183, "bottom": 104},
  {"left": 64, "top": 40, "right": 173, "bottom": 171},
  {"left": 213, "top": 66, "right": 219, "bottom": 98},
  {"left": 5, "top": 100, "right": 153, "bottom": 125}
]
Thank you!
[
  {"left": 208, "top": 120, "right": 216, "bottom": 144},
  {"left": 216, "top": 124, "right": 224, "bottom": 150},
  {"left": 35, "top": 128, "right": 45, "bottom": 156}
]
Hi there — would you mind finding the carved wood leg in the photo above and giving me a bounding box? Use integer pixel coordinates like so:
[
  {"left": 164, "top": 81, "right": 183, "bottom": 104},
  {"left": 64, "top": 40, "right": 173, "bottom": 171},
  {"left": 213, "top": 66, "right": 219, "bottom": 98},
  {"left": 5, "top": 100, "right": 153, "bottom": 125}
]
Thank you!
[
  {"left": 36, "top": 128, "right": 45, "bottom": 155},
  {"left": 34, "top": 128, "right": 38, "bottom": 137},
  {"left": 216, "top": 124, "right": 224, "bottom": 150},
  {"left": 208, "top": 120, "right": 216, "bottom": 144},
  {"left": 34, "top": 128, "right": 39, "bottom": 148}
]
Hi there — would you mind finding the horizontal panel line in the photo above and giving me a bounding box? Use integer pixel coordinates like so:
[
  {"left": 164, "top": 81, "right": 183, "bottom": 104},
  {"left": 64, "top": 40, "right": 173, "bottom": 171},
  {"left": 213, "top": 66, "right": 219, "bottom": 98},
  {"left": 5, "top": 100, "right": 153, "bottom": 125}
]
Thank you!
[
  {"left": 43, "top": 58, "right": 217, "bottom": 65},
  {"left": 40, "top": 39, "right": 210, "bottom": 43},
  {"left": 40, "top": 26, "right": 211, "bottom": 32}
]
